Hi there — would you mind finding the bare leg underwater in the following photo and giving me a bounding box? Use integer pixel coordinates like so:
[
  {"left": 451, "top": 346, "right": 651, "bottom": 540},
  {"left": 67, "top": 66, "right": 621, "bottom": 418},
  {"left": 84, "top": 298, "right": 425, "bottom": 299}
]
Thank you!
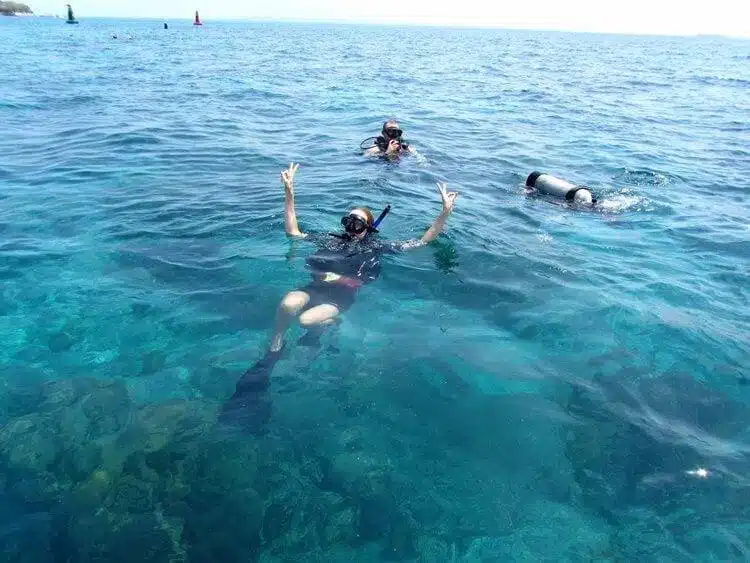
[{"left": 219, "top": 290, "right": 344, "bottom": 431}]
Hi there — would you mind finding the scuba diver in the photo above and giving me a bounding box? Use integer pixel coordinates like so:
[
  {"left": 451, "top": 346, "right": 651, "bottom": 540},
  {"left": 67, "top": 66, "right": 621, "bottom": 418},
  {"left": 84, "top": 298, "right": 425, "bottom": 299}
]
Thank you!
[
  {"left": 220, "top": 162, "right": 458, "bottom": 431},
  {"left": 362, "top": 120, "right": 415, "bottom": 158}
]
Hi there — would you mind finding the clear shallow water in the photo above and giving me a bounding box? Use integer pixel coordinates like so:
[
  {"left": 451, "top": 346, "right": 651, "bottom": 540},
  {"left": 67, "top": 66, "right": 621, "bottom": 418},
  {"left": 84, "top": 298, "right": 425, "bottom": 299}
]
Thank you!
[{"left": 1, "top": 16, "right": 749, "bottom": 561}]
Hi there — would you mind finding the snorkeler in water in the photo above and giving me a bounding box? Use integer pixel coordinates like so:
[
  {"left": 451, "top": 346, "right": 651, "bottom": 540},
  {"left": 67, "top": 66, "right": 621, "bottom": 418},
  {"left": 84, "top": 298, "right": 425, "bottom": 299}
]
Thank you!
[
  {"left": 221, "top": 162, "right": 458, "bottom": 430},
  {"left": 362, "top": 120, "right": 415, "bottom": 158}
]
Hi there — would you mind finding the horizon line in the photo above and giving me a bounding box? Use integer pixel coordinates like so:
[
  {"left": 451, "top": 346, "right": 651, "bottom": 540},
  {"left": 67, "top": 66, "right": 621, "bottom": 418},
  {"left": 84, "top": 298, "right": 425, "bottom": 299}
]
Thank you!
[{"left": 20, "top": 14, "right": 750, "bottom": 40}]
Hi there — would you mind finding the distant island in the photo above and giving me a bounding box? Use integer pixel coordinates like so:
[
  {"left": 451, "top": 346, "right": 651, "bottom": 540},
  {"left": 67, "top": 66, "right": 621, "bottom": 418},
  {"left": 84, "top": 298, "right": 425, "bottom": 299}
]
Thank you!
[{"left": 0, "top": 1, "right": 33, "bottom": 15}]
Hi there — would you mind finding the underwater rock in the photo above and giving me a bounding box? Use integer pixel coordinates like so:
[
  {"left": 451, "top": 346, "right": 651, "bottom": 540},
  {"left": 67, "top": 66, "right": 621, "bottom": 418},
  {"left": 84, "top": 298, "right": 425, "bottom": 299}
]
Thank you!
[
  {"left": 140, "top": 350, "right": 167, "bottom": 375},
  {"left": 0, "top": 414, "right": 60, "bottom": 503},
  {"left": 57, "top": 442, "right": 103, "bottom": 483},
  {"left": 0, "top": 378, "right": 133, "bottom": 507},
  {"left": 130, "top": 301, "right": 152, "bottom": 318},
  {"left": 0, "top": 512, "right": 54, "bottom": 563},
  {"left": 0, "top": 381, "right": 236, "bottom": 563},
  {"left": 8, "top": 471, "right": 60, "bottom": 505},
  {"left": 262, "top": 502, "right": 295, "bottom": 544},
  {"left": 0, "top": 377, "right": 44, "bottom": 422},
  {"left": 512, "top": 499, "right": 611, "bottom": 560},
  {"left": 69, "top": 510, "right": 176, "bottom": 563},
  {"left": 356, "top": 495, "right": 417, "bottom": 561},
  {"left": 461, "top": 536, "right": 512, "bottom": 561},
  {"left": 460, "top": 512, "right": 610, "bottom": 563},
  {"left": 259, "top": 487, "right": 355, "bottom": 557},
  {"left": 566, "top": 372, "right": 750, "bottom": 517},
  {"left": 70, "top": 469, "right": 113, "bottom": 509},
  {"left": 259, "top": 497, "right": 319, "bottom": 557},
  {"left": 116, "top": 400, "right": 214, "bottom": 456},
  {"left": 80, "top": 382, "right": 131, "bottom": 438},
  {"left": 48, "top": 331, "right": 74, "bottom": 353},
  {"left": 39, "top": 379, "right": 80, "bottom": 410},
  {"left": 329, "top": 450, "right": 392, "bottom": 499},
  {"left": 190, "top": 365, "right": 236, "bottom": 401},
  {"left": 183, "top": 487, "right": 264, "bottom": 562},
  {"left": 39, "top": 377, "right": 129, "bottom": 416},
  {"left": 680, "top": 522, "right": 750, "bottom": 561},
  {"left": 321, "top": 493, "right": 358, "bottom": 546},
  {"left": 107, "top": 474, "right": 155, "bottom": 514},
  {"left": 0, "top": 414, "right": 58, "bottom": 473},
  {"left": 609, "top": 508, "right": 694, "bottom": 561},
  {"left": 415, "top": 536, "right": 455, "bottom": 561},
  {"left": 318, "top": 443, "right": 417, "bottom": 559}
]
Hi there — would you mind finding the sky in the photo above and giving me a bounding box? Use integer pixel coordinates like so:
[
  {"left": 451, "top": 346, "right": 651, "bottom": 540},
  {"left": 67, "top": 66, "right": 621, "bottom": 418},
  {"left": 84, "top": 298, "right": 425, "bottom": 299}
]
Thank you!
[{"left": 30, "top": 0, "right": 750, "bottom": 38}]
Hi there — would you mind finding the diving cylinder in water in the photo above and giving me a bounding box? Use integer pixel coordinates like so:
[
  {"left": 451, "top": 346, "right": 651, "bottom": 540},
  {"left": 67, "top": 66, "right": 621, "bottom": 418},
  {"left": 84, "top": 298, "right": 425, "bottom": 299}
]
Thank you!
[{"left": 525, "top": 172, "right": 595, "bottom": 204}]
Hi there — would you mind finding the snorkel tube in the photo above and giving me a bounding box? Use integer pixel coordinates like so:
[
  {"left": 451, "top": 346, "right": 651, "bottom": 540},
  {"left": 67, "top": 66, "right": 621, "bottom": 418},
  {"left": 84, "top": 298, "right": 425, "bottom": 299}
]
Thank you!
[{"left": 370, "top": 205, "right": 391, "bottom": 232}]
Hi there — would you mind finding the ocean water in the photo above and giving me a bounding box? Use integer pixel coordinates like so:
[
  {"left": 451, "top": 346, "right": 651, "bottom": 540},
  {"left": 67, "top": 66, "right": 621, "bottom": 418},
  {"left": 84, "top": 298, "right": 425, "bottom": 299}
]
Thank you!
[{"left": 1, "top": 15, "right": 749, "bottom": 561}]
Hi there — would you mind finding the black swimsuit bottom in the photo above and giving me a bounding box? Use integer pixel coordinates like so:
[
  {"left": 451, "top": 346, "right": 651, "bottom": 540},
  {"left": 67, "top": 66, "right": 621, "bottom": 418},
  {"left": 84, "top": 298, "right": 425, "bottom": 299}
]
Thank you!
[{"left": 299, "top": 280, "right": 358, "bottom": 311}]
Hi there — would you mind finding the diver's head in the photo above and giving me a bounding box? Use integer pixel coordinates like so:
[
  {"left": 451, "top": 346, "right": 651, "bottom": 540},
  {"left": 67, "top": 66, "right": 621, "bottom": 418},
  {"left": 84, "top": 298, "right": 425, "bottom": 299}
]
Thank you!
[
  {"left": 341, "top": 207, "right": 374, "bottom": 239},
  {"left": 382, "top": 120, "right": 403, "bottom": 142}
]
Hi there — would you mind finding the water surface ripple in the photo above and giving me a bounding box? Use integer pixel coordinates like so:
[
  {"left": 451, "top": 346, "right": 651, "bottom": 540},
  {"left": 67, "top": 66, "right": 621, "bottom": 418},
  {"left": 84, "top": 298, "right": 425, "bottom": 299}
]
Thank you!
[{"left": 1, "top": 17, "right": 749, "bottom": 561}]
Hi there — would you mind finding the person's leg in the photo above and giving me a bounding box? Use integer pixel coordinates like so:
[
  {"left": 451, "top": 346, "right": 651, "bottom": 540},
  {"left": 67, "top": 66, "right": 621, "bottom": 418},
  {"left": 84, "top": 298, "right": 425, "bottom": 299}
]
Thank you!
[
  {"left": 298, "top": 304, "right": 341, "bottom": 328},
  {"left": 270, "top": 290, "right": 310, "bottom": 352},
  {"left": 297, "top": 285, "right": 355, "bottom": 347}
]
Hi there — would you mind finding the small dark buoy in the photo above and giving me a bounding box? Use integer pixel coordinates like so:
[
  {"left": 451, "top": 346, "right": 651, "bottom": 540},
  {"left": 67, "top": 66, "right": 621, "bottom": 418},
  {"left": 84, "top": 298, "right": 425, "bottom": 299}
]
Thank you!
[
  {"left": 65, "top": 3, "right": 79, "bottom": 24},
  {"left": 163, "top": 22, "right": 168, "bottom": 29}
]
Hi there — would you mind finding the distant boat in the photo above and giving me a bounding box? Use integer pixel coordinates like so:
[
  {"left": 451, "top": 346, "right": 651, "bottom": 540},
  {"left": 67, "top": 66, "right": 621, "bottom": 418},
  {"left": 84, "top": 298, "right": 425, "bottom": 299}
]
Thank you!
[
  {"left": 65, "top": 3, "right": 78, "bottom": 24},
  {"left": 193, "top": 10, "right": 202, "bottom": 26}
]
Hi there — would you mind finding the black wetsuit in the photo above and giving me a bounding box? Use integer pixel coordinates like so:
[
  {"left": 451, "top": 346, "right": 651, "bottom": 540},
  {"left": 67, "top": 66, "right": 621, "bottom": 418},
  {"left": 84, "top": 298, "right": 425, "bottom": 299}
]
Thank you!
[
  {"left": 374, "top": 136, "right": 410, "bottom": 154},
  {"left": 299, "top": 233, "right": 389, "bottom": 311}
]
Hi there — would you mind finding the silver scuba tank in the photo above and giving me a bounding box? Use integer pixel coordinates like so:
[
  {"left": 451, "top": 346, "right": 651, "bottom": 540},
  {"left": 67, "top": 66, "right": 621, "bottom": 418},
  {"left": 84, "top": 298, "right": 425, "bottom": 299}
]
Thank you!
[{"left": 525, "top": 171, "right": 596, "bottom": 204}]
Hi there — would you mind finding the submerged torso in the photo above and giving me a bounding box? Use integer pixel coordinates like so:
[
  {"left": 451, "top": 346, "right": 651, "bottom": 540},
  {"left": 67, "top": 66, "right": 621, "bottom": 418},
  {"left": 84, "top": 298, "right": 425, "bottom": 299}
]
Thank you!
[{"left": 305, "top": 235, "right": 386, "bottom": 285}]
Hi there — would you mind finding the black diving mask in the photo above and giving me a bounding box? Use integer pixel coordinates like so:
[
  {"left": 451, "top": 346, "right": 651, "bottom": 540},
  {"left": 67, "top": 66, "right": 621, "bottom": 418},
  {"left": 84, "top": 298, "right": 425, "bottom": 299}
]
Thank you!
[
  {"left": 341, "top": 214, "right": 368, "bottom": 235},
  {"left": 383, "top": 128, "right": 403, "bottom": 139}
]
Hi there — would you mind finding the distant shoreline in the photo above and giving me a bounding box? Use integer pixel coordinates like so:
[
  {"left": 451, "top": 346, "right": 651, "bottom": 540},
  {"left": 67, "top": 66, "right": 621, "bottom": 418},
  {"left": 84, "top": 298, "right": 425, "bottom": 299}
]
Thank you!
[{"left": 0, "top": 1, "right": 33, "bottom": 16}]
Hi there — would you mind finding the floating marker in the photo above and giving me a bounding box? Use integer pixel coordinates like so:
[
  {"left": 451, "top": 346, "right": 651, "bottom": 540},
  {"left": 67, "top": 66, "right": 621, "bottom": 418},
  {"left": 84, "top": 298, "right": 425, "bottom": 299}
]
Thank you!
[{"left": 65, "top": 3, "right": 78, "bottom": 24}]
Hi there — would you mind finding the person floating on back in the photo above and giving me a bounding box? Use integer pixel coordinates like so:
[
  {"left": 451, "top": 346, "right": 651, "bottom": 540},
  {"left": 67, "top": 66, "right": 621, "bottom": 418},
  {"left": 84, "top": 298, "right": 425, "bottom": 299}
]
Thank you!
[
  {"left": 220, "top": 162, "right": 458, "bottom": 431},
  {"left": 362, "top": 120, "right": 415, "bottom": 158}
]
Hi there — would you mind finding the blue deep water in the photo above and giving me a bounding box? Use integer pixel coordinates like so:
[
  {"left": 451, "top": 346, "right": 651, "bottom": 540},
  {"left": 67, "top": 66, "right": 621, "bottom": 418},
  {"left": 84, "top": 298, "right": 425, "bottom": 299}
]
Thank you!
[{"left": 1, "top": 15, "right": 750, "bottom": 561}]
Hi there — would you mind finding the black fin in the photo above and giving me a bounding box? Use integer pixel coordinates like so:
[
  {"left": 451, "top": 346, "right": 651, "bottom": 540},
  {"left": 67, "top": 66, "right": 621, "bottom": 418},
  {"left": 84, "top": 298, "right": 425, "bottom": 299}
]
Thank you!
[
  {"left": 298, "top": 327, "right": 326, "bottom": 348},
  {"left": 219, "top": 348, "right": 283, "bottom": 433}
]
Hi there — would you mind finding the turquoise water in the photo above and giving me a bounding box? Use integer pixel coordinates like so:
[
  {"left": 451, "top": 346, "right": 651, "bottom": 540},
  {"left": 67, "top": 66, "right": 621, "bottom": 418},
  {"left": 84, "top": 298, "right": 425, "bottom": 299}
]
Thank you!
[{"left": 1, "top": 16, "right": 749, "bottom": 561}]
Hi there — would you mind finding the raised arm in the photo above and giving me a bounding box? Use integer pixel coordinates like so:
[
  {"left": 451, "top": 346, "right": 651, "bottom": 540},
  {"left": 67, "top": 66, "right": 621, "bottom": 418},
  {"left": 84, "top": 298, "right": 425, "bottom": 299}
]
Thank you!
[
  {"left": 281, "top": 162, "right": 305, "bottom": 238},
  {"left": 420, "top": 183, "right": 459, "bottom": 244}
]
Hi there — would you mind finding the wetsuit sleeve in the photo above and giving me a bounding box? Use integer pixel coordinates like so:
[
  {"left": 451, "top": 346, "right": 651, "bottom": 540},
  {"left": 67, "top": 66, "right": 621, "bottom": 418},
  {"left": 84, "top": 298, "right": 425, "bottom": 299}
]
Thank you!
[
  {"left": 381, "top": 239, "right": 426, "bottom": 253},
  {"left": 303, "top": 232, "right": 331, "bottom": 245}
]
